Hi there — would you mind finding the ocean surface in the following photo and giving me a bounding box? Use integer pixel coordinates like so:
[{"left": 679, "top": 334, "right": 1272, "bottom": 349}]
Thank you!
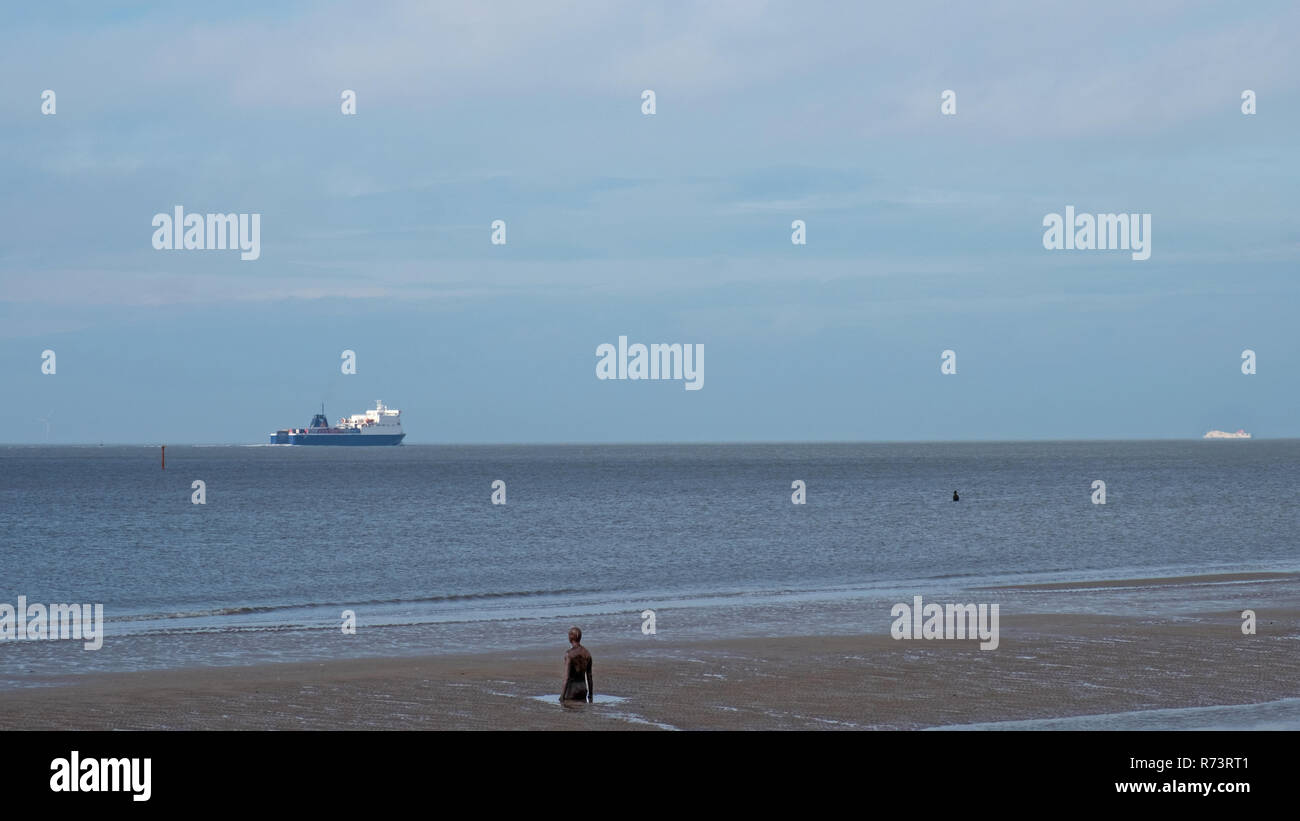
[{"left": 2, "top": 441, "right": 1297, "bottom": 689}]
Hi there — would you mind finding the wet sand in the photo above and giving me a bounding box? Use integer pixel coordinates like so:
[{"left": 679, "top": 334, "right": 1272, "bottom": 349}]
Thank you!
[{"left": 3, "top": 607, "right": 1297, "bottom": 730}]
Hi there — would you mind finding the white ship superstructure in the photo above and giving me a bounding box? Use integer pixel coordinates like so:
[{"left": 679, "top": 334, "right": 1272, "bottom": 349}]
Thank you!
[
  {"left": 1203, "top": 429, "right": 1251, "bottom": 439},
  {"left": 343, "top": 400, "right": 404, "bottom": 435}
]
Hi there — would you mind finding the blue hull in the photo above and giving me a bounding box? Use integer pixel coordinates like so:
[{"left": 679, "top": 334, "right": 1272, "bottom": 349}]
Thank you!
[{"left": 269, "top": 433, "right": 405, "bottom": 446}]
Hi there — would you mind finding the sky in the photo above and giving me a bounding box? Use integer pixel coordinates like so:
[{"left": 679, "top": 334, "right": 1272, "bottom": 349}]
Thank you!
[{"left": 1, "top": 1, "right": 1297, "bottom": 444}]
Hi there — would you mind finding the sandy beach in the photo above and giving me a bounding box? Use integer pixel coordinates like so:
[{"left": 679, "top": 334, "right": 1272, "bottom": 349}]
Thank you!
[{"left": 4, "top": 604, "right": 1297, "bottom": 730}]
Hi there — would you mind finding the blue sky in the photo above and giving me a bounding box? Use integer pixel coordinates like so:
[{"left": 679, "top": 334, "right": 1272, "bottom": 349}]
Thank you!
[{"left": 1, "top": 1, "right": 1297, "bottom": 443}]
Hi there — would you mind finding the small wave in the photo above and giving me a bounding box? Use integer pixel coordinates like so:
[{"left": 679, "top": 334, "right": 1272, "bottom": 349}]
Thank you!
[
  {"left": 113, "top": 605, "right": 283, "bottom": 622},
  {"left": 106, "top": 588, "right": 605, "bottom": 623}
]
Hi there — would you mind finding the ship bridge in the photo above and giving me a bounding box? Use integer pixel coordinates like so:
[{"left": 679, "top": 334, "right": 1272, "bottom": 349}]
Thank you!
[{"left": 343, "top": 400, "right": 402, "bottom": 430}]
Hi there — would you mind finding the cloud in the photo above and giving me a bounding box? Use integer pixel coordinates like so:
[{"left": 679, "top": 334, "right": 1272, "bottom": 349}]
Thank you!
[{"left": 2, "top": 0, "right": 1295, "bottom": 140}]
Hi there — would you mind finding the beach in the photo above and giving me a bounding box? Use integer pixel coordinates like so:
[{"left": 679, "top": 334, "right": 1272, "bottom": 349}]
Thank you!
[
  {"left": 4, "top": 444, "right": 1299, "bottom": 730},
  {"left": 5, "top": 603, "right": 1297, "bottom": 731}
]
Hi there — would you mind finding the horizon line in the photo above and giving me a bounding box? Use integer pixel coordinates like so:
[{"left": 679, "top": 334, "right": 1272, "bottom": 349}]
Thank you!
[{"left": 0, "top": 436, "right": 1283, "bottom": 448}]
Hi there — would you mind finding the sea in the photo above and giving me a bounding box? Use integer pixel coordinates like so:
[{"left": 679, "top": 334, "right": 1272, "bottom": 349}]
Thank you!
[{"left": 2, "top": 441, "right": 1297, "bottom": 695}]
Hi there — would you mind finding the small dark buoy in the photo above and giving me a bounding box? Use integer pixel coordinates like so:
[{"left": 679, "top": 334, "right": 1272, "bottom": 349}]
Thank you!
[
  {"left": 161, "top": 445, "right": 165, "bottom": 470},
  {"left": 952, "top": 490, "right": 959, "bottom": 502}
]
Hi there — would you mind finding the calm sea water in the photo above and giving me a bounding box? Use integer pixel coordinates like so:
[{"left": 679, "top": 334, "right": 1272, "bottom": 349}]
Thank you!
[{"left": 1, "top": 441, "right": 1297, "bottom": 682}]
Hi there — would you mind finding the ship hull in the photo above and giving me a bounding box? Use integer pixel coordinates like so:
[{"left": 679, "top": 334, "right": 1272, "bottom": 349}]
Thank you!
[
  {"left": 269, "top": 433, "right": 405, "bottom": 446},
  {"left": 270, "top": 401, "right": 405, "bottom": 445}
]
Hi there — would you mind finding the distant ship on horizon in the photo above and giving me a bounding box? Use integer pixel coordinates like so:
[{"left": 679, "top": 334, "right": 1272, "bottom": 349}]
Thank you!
[
  {"left": 269, "top": 400, "right": 405, "bottom": 445},
  {"left": 1203, "top": 429, "right": 1251, "bottom": 440}
]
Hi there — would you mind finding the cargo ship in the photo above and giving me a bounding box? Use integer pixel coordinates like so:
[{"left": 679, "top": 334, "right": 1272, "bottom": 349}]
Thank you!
[
  {"left": 1203, "top": 429, "right": 1251, "bottom": 439},
  {"left": 270, "top": 400, "right": 405, "bottom": 445}
]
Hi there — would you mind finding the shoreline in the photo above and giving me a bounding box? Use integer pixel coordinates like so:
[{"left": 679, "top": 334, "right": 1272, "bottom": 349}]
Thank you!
[
  {"left": 3, "top": 608, "right": 1297, "bottom": 730},
  {"left": 980, "top": 571, "right": 1297, "bottom": 591},
  {"left": 4, "top": 569, "right": 1295, "bottom": 687}
]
